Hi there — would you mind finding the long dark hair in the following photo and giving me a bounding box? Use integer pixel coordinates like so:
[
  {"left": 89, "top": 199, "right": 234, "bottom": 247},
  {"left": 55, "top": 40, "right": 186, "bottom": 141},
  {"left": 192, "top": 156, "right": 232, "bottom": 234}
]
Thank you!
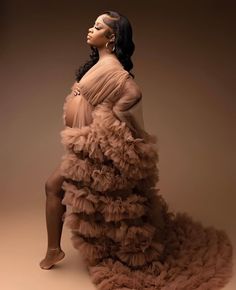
[{"left": 75, "top": 11, "right": 135, "bottom": 82}]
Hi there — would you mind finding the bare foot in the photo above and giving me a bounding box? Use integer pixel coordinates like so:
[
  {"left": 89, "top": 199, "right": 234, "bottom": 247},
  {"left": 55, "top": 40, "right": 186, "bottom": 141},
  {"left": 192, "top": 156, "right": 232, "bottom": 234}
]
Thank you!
[{"left": 39, "top": 248, "right": 65, "bottom": 270}]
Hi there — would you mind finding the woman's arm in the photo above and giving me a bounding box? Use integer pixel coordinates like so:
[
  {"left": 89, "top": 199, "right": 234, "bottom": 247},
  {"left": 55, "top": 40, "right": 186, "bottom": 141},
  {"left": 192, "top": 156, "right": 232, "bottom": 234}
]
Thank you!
[{"left": 112, "top": 77, "right": 145, "bottom": 138}]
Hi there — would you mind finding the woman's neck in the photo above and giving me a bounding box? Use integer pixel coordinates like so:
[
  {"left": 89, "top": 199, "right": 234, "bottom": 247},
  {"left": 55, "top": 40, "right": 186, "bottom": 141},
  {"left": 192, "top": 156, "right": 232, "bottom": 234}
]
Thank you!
[{"left": 98, "top": 51, "right": 118, "bottom": 62}]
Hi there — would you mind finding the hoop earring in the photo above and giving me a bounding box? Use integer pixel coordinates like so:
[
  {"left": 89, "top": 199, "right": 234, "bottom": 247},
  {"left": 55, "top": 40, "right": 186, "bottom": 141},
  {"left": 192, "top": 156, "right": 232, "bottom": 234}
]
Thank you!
[{"left": 106, "top": 42, "right": 116, "bottom": 52}]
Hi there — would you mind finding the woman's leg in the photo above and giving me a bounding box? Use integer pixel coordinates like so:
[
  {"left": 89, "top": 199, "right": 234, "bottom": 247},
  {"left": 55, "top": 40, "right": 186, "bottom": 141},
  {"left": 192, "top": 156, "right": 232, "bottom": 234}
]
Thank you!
[{"left": 39, "top": 164, "right": 66, "bottom": 270}]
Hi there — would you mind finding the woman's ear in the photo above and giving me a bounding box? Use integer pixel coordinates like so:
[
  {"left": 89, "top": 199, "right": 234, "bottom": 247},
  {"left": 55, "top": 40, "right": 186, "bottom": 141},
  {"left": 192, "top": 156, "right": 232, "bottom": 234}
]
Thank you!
[{"left": 109, "top": 33, "right": 115, "bottom": 42}]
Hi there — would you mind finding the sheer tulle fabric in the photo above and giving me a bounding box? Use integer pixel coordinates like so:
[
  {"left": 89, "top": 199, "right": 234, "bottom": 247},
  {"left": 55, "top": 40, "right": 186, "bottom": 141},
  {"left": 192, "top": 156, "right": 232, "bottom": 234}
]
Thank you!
[{"left": 60, "top": 58, "right": 233, "bottom": 289}]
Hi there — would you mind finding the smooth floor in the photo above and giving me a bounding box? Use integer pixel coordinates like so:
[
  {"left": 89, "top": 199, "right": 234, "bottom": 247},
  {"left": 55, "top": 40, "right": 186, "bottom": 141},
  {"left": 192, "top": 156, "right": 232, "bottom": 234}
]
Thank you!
[{"left": 1, "top": 207, "right": 235, "bottom": 290}]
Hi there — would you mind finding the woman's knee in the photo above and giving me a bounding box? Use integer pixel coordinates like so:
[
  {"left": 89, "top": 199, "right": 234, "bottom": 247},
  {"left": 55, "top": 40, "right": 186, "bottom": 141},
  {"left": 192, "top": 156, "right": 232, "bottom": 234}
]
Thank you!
[{"left": 45, "top": 165, "right": 65, "bottom": 197}]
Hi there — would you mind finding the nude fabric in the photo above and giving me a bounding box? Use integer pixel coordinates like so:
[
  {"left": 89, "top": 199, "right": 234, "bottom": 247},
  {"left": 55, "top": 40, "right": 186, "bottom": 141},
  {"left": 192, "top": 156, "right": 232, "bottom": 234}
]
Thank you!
[
  {"left": 62, "top": 57, "right": 144, "bottom": 135},
  {"left": 59, "top": 58, "right": 233, "bottom": 290}
]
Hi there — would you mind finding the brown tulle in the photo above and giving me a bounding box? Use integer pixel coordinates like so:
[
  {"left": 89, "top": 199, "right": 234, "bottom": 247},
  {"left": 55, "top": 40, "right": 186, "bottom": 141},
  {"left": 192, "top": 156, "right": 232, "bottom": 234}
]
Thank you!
[{"left": 60, "top": 103, "right": 233, "bottom": 289}]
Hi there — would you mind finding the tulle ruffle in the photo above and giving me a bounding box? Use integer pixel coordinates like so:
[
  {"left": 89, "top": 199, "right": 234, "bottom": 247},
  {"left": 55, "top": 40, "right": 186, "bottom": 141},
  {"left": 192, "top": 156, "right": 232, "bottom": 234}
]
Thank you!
[{"left": 59, "top": 104, "right": 233, "bottom": 289}]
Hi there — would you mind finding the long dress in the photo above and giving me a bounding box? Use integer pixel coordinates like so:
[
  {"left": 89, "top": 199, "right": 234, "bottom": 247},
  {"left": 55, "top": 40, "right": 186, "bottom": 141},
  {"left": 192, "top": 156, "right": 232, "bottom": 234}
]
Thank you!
[{"left": 59, "top": 57, "right": 233, "bottom": 290}]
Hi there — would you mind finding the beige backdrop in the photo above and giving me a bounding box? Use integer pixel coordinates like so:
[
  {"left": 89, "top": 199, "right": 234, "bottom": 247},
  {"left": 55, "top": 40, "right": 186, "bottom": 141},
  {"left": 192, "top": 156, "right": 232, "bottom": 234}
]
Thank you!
[{"left": 0, "top": 0, "right": 235, "bottom": 289}]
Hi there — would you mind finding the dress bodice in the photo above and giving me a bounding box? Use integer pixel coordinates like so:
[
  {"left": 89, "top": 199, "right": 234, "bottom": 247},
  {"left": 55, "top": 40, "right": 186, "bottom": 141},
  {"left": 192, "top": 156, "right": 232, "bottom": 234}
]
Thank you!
[{"left": 62, "top": 57, "right": 145, "bottom": 136}]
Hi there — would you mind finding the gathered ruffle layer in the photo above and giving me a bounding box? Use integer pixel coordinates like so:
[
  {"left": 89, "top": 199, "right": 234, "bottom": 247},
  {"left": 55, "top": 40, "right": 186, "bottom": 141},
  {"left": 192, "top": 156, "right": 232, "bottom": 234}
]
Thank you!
[
  {"left": 88, "top": 213, "right": 233, "bottom": 290},
  {"left": 59, "top": 104, "right": 233, "bottom": 289}
]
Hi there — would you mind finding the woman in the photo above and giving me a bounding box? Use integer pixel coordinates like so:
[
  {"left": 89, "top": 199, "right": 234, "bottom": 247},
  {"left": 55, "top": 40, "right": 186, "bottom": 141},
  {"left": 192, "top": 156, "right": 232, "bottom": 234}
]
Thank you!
[
  {"left": 39, "top": 11, "right": 233, "bottom": 290},
  {"left": 39, "top": 10, "right": 146, "bottom": 270}
]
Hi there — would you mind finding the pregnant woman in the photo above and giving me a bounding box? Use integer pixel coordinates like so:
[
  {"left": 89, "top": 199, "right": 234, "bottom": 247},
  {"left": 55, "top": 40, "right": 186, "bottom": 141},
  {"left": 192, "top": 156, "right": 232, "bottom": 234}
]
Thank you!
[{"left": 39, "top": 10, "right": 233, "bottom": 290}]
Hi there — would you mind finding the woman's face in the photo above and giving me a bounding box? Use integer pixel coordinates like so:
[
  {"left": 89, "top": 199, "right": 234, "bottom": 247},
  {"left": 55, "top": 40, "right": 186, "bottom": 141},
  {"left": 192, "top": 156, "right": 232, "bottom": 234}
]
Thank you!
[{"left": 87, "top": 14, "right": 114, "bottom": 48}]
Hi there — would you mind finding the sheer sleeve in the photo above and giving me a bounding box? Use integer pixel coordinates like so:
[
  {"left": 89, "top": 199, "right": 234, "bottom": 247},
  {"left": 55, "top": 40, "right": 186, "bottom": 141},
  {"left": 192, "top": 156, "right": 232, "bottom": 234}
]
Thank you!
[{"left": 112, "top": 77, "right": 146, "bottom": 139}]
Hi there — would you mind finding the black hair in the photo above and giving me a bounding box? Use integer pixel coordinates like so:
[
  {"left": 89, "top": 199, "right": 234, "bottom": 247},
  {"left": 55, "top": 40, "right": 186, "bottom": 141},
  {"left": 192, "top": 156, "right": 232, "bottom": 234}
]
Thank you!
[{"left": 75, "top": 10, "right": 135, "bottom": 81}]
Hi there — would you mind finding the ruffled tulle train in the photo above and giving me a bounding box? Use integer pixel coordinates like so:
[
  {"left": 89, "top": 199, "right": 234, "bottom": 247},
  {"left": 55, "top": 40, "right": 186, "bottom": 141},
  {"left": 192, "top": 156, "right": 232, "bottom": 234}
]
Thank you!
[{"left": 60, "top": 104, "right": 233, "bottom": 289}]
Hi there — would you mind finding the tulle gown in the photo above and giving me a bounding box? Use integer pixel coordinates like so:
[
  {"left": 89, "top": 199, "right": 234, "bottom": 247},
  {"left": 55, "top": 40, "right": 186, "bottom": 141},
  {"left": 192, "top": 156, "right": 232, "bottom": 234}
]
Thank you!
[{"left": 59, "top": 57, "right": 233, "bottom": 290}]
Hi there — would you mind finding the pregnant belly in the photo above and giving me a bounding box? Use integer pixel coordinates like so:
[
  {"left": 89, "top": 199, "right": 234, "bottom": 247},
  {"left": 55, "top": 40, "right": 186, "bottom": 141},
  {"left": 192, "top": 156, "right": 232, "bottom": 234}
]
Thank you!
[
  {"left": 64, "top": 95, "right": 80, "bottom": 127},
  {"left": 63, "top": 92, "right": 94, "bottom": 128}
]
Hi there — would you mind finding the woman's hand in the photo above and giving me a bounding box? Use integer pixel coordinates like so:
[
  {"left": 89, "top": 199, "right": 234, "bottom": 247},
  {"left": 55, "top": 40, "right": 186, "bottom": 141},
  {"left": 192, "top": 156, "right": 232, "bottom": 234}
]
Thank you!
[{"left": 73, "top": 86, "right": 81, "bottom": 96}]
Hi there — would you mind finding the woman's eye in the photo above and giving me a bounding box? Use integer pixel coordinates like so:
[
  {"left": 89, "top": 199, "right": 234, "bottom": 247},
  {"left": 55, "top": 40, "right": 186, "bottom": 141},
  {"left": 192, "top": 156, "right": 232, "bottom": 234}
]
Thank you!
[{"left": 95, "top": 27, "right": 100, "bottom": 30}]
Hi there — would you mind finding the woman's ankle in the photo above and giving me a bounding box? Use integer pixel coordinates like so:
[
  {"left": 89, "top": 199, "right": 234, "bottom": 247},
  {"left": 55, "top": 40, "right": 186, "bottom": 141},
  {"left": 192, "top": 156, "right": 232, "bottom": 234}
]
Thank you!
[{"left": 47, "top": 247, "right": 62, "bottom": 251}]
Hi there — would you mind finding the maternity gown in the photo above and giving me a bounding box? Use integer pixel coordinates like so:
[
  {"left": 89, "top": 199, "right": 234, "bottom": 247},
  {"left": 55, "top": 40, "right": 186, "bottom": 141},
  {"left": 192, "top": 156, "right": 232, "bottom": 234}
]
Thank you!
[{"left": 59, "top": 57, "right": 233, "bottom": 290}]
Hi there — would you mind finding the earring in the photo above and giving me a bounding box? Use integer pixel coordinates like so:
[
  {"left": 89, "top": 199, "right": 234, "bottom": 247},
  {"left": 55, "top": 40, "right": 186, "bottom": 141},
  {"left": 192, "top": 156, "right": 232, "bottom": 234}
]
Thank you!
[{"left": 106, "top": 42, "right": 116, "bottom": 52}]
